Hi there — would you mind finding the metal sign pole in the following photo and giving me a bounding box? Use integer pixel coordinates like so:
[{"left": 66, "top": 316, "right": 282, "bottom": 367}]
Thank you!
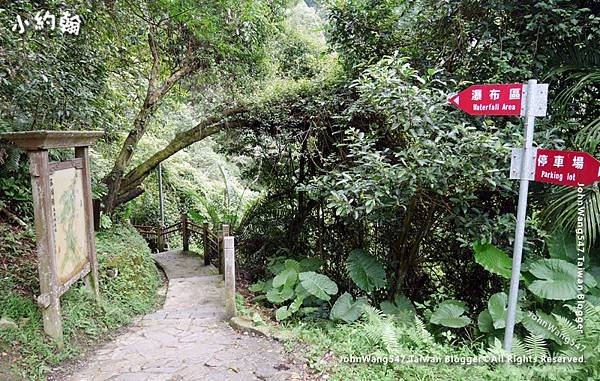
[
  {"left": 158, "top": 163, "right": 165, "bottom": 227},
  {"left": 503, "top": 79, "right": 537, "bottom": 352}
]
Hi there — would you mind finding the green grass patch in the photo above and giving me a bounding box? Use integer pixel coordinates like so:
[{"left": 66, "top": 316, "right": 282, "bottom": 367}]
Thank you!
[{"left": 0, "top": 223, "right": 160, "bottom": 380}]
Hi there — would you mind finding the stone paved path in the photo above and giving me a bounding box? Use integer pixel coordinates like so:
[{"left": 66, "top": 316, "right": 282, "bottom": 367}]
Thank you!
[{"left": 67, "top": 250, "right": 305, "bottom": 381}]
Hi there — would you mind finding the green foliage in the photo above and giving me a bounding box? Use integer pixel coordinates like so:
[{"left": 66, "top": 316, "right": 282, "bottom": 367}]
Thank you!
[
  {"left": 477, "top": 309, "right": 494, "bottom": 334},
  {"left": 430, "top": 300, "right": 471, "bottom": 329},
  {"left": 252, "top": 256, "right": 338, "bottom": 321},
  {"left": 329, "top": 292, "right": 368, "bottom": 323},
  {"left": 478, "top": 292, "right": 523, "bottom": 332},
  {"left": 546, "top": 230, "right": 579, "bottom": 261},
  {"left": 543, "top": 186, "right": 600, "bottom": 250},
  {"left": 287, "top": 306, "right": 598, "bottom": 381},
  {"left": 380, "top": 294, "right": 415, "bottom": 318},
  {"left": 299, "top": 271, "right": 338, "bottom": 302},
  {"left": 521, "top": 310, "right": 564, "bottom": 344},
  {"left": 270, "top": 2, "right": 330, "bottom": 80},
  {"left": 326, "top": 0, "right": 405, "bottom": 73},
  {"left": 473, "top": 241, "right": 513, "bottom": 279},
  {"left": 346, "top": 249, "right": 386, "bottom": 292},
  {"left": 95, "top": 225, "right": 160, "bottom": 311},
  {"left": 527, "top": 259, "right": 597, "bottom": 300},
  {"left": 0, "top": 151, "right": 33, "bottom": 217},
  {"left": 0, "top": 224, "right": 160, "bottom": 380},
  {"left": 524, "top": 334, "right": 549, "bottom": 359},
  {"left": 0, "top": 1, "right": 116, "bottom": 132},
  {"left": 266, "top": 285, "right": 295, "bottom": 304},
  {"left": 0, "top": 224, "right": 37, "bottom": 297}
]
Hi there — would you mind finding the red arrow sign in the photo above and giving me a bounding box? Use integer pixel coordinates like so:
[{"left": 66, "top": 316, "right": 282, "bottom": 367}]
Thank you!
[
  {"left": 449, "top": 84, "right": 524, "bottom": 116},
  {"left": 535, "top": 149, "right": 600, "bottom": 187}
]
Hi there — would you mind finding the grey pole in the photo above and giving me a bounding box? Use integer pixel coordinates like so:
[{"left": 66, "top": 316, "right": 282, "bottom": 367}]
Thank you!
[
  {"left": 224, "top": 236, "right": 236, "bottom": 319},
  {"left": 158, "top": 163, "right": 165, "bottom": 227},
  {"left": 503, "top": 79, "right": 537, "bottom": 352}
]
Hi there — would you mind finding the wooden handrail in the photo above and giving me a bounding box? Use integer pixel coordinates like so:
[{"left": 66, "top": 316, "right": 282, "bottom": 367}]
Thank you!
[
  {"left": 163, "top": 221, "right": 182, "bottom": 230},
  {"left": 188, "top": 221, "right": 203, "bottom": 230},
  {"left": 133, "top": 216, "right": 232, "bottom": 268},
  {"left": 161, "top": 227, "right": 180, "bottom": 235},
  {"left": 133, "top": 224, "right": 156, "bottom": 229}
]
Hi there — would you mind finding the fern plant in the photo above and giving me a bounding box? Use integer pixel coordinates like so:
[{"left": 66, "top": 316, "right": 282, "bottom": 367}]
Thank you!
[
  {"left": 360, "top": 305, "right": 400, "bottom": 354},
  {"left": 409, "top": 315, "right": 434, "bottom": 346},
  {"left": 524, "top": 334, "right": 548, "bottom": 358},
  {"left": 560, "top": 302, "right": 600, "bottom": 380}
]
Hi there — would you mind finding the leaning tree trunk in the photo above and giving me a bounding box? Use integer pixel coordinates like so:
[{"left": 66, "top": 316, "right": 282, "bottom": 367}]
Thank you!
[
  {"left": 102, "top": 30, "right": 195, "bottom": 215},
  {"left": 110, "top": 109, "right": 250, "bottom": 208}
]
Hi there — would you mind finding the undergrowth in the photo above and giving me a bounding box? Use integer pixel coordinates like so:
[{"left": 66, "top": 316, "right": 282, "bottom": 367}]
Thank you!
[
  {"left": 0, "top": 223, "right": 160, "bottom": 380},
  {"left": 282, "top": 305, "right": 598, "bottom": 381}
]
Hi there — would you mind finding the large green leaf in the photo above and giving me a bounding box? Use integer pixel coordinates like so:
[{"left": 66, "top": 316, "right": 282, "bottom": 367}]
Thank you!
[
  {"left": 266, "top": 286, "right": 294, "bottom": 304},
  {"left": 249, "top": 280, "right": 267, "bottom": 292},
  {"left": 487, "top": 292, "right": 523, "bottom": 329},
  {"left": 299, "top": 257, "right": 322, "bottom": 272},
  {"left": 330, "top": 292, "right": 368, "bottom": 323},
  {"left": 289, "top": 296, "right": 304, "bottom": 314},
  {"left": 272, "top": 268, "right": 298, "bottom": 289},
  {"left": 477, "top": 310, "right": 494, "bottom": 333},
  {"left": 430, "top": 300, "right": 471, "bottom": 328},
  {"left": 346, "top": 249, "right": 386, "bottom": 292},
  {"left": 275, "top": 305, "right": 291, "bottom": 321},
  {"left": 249, "top": 279, "right": 273, "bottom": 293},
  {"left": 267, "top": 257, "right": 288, "bottom": 275},
  {"left": 299, "top": 271, "right": 338, "bottom": 301},
  {"left": 472, "top": 241, "right": 513, "bottom": 279},
  {"left": 528, "top": 259, "right": 597, "bottom": 300},
  {"left": 546, "top": 231, "right": 578, "bottom": 261},
  {"left": 284, "top": 259, "right": 301, "bottom": 273},
  {"left": 380, "top": 294, "right": 416, "bottom": 317}
]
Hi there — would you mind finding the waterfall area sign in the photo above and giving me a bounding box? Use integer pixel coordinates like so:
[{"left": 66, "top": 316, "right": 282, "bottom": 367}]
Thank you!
[
  {"left": 0, "top": 131, "right": 103, "bottom": 346},
  {"left": 448, "top": 84, "right": 525, "bottom": 116}
]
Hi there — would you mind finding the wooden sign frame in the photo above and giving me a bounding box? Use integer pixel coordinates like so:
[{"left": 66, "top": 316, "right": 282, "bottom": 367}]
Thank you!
[{"left": 0, "top": 131, "right": 103, "bottom": 346}]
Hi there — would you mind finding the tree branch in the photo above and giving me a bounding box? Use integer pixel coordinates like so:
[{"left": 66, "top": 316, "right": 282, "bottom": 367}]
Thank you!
[
  {"left": 116, "top": 106, "right": 249, "bottom": 202},
  {"left": 0, "top": 207, "right": 27, "bottom": 228},
  {"left": 147, "top": 28, "right": 161, "bottom": 93},
  {"left": 115, "top": 186, "right": 145, "bottom": 207}
]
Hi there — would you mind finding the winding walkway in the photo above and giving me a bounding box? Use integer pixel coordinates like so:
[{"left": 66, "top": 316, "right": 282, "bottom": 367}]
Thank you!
[{"left": 67, "top": 250, "right": 304, "bottom": 381}]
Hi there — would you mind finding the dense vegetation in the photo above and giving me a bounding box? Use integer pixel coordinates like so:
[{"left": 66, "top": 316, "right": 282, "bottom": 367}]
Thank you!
[
  {"left": 1, "top": 0, "right": 599, "bottom": 380},
  {"left": 0, "top": 224, "right": 160, "bottom": 380}
]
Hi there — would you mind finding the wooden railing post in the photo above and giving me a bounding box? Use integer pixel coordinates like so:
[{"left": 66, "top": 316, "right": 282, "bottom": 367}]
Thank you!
[
  {"left": 157, "top": 224, "right": 165, "bottom": 252},
  {"left": 224, "top": 236, "right": 236, "bottom": 319},
  {"left": 26, "top": 150, "right": 63, "bottom": 345},
  {"left": 181, "top": 213, "right": 189, "bottom": 252},
  {"left": 203, "top": 222, "right": 210, "bottom": 266}
]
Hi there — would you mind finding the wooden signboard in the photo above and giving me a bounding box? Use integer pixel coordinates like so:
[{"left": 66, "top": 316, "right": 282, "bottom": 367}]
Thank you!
[
  {"left": 0, "top": 131, "right": 103, "bottom": 346},
  {"left": 51, "top": 162, "right": 90, "bottom": 285}
]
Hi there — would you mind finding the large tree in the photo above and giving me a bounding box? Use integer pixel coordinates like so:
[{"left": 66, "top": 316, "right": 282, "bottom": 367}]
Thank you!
[{"left": 101, "top": 0, "right": 289, "bottom": 214}]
